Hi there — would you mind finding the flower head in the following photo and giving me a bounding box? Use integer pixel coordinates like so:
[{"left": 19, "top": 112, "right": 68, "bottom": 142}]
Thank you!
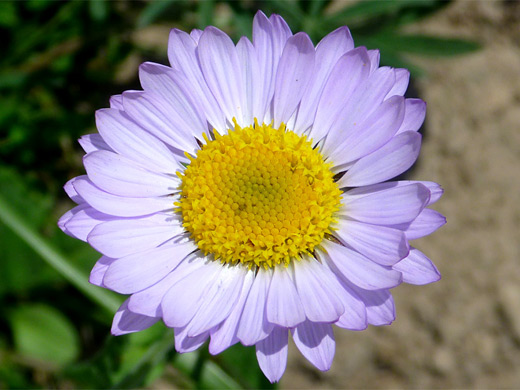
[{"left": 59, "top": 11, "right": 445, "bottom": 382}]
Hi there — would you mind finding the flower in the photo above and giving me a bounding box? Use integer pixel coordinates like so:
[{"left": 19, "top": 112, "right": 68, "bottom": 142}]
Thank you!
[{"left": 59, "top": 11, "right": 445, "bottom": 382}]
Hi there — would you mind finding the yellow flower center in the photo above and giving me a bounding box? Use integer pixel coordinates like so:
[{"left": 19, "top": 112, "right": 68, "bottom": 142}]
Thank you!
[{"left": 178, "top": 120, "right": 341, "bottom": 268}]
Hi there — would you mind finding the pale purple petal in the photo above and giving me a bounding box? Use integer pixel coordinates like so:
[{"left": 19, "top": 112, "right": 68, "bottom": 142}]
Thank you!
[
  {"left": 340, "top": 182, "right": 430, "bottom": 225},
  {"left": 272, "top": 32, "right": 315, "bottom": 127},
  {"left": 73, "top": 176, "right": 175, "bottom": 217},
  {"left": 84, "top": 150, "right": 179, "bottom": 198},
  {"left": 167, "top": 29, "right": 227, "bottom": 132},
  {"left": 236, "top": 36, "right": 260, "bottom": 125},
  {"left": 349, "top": 287, "right": 396, "bottom": 326},
  {"left": 292, "top": 321, "right": 335, "bottom": 371},
  {"left": 139, "top": 62, "right": 208, "bottom": 139},
  {"left": 386, "top": 68, "right": 409, "bottom": 98},
  {"left": 393, "top": 247, "right": 441, "bottom": 285},
  {"left": 338, "top": 131, "right": 422, "bottom": 187},
  {"left": 237, "top": 267, "right": 274, "bottom": 346},
  {"left": 266, "top": 265, "right": 306, "bottom": 327},
  {"left": 185, "top": 265, "right": 247, "bottom": 337},
  {"left": 64, "top": 177, "right": 85, "bottom": 204},
  {"left": 209, "top": 270, "right": 255, "bottom": 355},
  {"left": 334, "top": 219, "right": 409, "bottom": 266},
  {"left": 292, "top": 257, "right": 344, "bottom": 322},
  {"left": 122, "top": 91, "right": 199, "bottom": 154},
  {"left": 174, "top": 326, "right": 209, "bottom": 353},
  {"left": 327, "top": 95, "right": 405, "bottom": 167},
  {"left": 89, "top": 256, "right": 116, "bottom": 287},
  {"left": 88, "top": 213, "right": 183, "bottom": 258},
  {"left": 109, "top": 94, "right": 124, "bottom": 110},
  {"left": 111, "top": 300, "right": 159, "bottom": 335},
  {"left": 396, "top": 98, "right": 427, "bottom": 134},
  {"left": 61, "top": 205, "right": 116, "bottom": 241},
  {"left": 198, "top": 26, "right": 246, "bottom": 125},
  {"left": 128, "top": 252, "right": 206, "bottom": 317},
  {"left": 396, "top": 208, "right": 446, "bottom": 240},
  {"left": 367, "top": 49, "right": 380, "bottom": 73},
  {"left": 189, "top": 28, "right": 203, "bottom": 43},
  {"left": 318, "top": 241, "right": 402, "bottom": 290},
  {"left": 161, "top": 259, "right": 221, "bottom": 328},
  {"left": 294, "top": 26, "right": 354, "bottom": 134},
  {"left": 103, "top": 237, "right": 197, "bottom": 294},
  {"left": 96, "top": 108, "right": 179, "bottom": 173},
  {"left": 78, "top": 134, "right": 112, "bottom": 154},
  {"left": 310, "top": 47, "right": 370, "bottom": 143},
  {"left": 256, "top": 326, "right": 288, "bottom": 384}
]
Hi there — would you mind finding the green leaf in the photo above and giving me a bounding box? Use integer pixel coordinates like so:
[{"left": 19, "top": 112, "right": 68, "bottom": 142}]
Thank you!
[
  {"left": 324, "top": 0, "right": 435, "bottom": 25},
  {"left": 0, "top": 2, "right": 18, "bottom": 27},
  {"left": 9, "top": 304, "right": 80, "bottom": 367},
  {"left": 370, "top": 33, "right": 481, "bottom": 57},
  {"left": 89, "top": 0, "right": 109, "bottom": 23},
  {"left": 137, "top": 0, "right": 176, "bottom": 28}
]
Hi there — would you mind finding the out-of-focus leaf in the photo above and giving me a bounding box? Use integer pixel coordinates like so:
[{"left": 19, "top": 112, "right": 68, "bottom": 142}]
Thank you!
[
  {"left": 9, "top": 304, "right": 81, "bottom": 366},
  {"left": 89, "top": 0, "right": 108, "bottom": 22},
  {"left": 371, "top": 33, "right": 481, "bottom": 57},
  {"left": 137, "top": 0, "right": 176, "bottom": 28},
  {"left": 0, "top": 2, "right": 18, "bottom": 27},
  {"left": 197, "top": 0, "right": 215, "bottom": 30},
  {"left": 324, "top": 0, "right": 436, "bottom": 25}
]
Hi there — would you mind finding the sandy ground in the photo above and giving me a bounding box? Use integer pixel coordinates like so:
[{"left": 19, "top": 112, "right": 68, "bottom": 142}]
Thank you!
[{"left": 282, "top": 1, "right": 520, "bottom": 388}]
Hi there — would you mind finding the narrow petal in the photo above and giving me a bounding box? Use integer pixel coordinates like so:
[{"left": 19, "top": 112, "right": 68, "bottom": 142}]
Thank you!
[
  {"left": 109, "top": 94, "right": 124, "bottom": 110},
  {"left": 73, "top": 176, "right": 174, "bottom": 217},
  {"left": 209, "top": 270, "right": 255, "bottom": 355},
  {"left": 96, "top": 108, "right": 179, "bottom": 173},
  {"left": 266, "top": 265, "right": 306, "bottom": 327},
  {"left": 62, "top": 205, "right": 116, "bottom": 241},
  {"left": 340, "top": 182, "right": 430, "bottom": 225},
  {"left": 393, "top": 247, "right": 441, "bottom": 285},
  {"left": 292, "top": 321, "right": 335, "bottom": 371},
  {"left": 349, "top": 287, "right": 396, "bottom": 326},
  {"left": 139, "top": 62, "right": 208, "bottom": 139},
  {"left": 89, "top": 256, "right": 116, "bottom": 287},
  {"left": 190, "top": 28, "right": 203, "bottom": 43},
  {"left": 396, "top": 98, "right": 427, "bottom": 134},
  {"left": 111, "top": 300, "right": 159, "bottom": 335},
  {"left": 294, "top": 26, "right": 354, "bottom": 134},
  {"left": 256, "top": 327, "right": 289, "bottom": 384},
  {"left": 128, "top": 252, "right": 206, "bottom": 317},
  {"left": 334, "top": 219, "right": 409, "bottom": 266},
  {"left": 367, "top": 49, "right": 380, "bottom": 73},
  {"left": 386, "top": 68, "right": 409, "bottom": 98},
  {"left": 236, "top": 36, "right": 261, "bottom": 125},
  {"left": 64, "top": 177, "right": 85, "bottom": 204},
  {"left": 311, "top": 47, "right": 370, "bottom": 143},
  {"left": 161, "top": 260, "right": 221, "bottom": 328},
  {"left": 88, "top": 213, "right": 183, "bottom": 258},
  {"left": 122, "top": 91, "right": 198, "bottom": 154},
  {"left": 174, "top": 326, "right": 209, "bottom": 353},
  {"left": 319, "top": 241, "right": 402, "bottom": 290},
  {"left": 84, "top": 150, "right": 179, "bottom": 198},
  {"left": 198, "top": 26, "right": 245, "bottom": 125},
  {"left": 186, "top": 265, "right": 247, "bottom": 337},
  {"left": 167, "top": 29, "right": 227, "bottom": 132},
  {"left": 339, "top": 131, "right": 422, "bottom": 187},
  {"left": 396, "top": 208, "right": 446, "bottom": 240},
  {"left": 103, "top": 238, "right": 197, "bottom": 294},
  {"left": 293, "top": 257, "right": 344, "bottom": 322},
  {"left": 237, "top": 267, "right": 274, "bottom": 346},
  {"left": 272, "top": 32, "right": 315, "bottom": 127},
  {"left": 327, "top": 95, "right": 405, "bottom": 166},
  {"left": 78, "top": 134, "right": 112, "bottom": 154}
]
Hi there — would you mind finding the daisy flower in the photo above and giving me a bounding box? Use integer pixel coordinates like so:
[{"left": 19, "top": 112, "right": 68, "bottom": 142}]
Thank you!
[{"left": 59, "top": 11, "right": 445, "bottom": 382}]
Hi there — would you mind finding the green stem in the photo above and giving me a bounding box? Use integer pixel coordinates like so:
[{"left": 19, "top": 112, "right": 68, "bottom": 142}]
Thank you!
[{"left": 0, "top": 194, "right": 122, "bottom": 315}]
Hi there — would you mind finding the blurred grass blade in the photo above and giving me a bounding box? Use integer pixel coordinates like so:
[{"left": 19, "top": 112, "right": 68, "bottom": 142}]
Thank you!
[
  {"left": 175, "top": 352, "right": 242, "bottom": 389},
  {"left": 137, "top": 0, "right": 176, "bottom": 28},
  {"left": 0, "top": 194, "right": 121, "bottom": 315},
  {"left": 324, "top": 0, "right": 436, "bottom": 26},
  {"left": 375, "top": 34, "right": 481, "bottom": 56}
]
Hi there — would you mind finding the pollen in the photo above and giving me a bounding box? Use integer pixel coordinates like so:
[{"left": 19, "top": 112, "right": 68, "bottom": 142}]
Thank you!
[{"left": 178, "top": 119, "right": 341, "bottom": 268}]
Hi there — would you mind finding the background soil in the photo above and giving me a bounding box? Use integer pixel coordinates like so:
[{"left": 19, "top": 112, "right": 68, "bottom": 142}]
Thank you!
[{"left": 282, "top": 1, "right": 520, "bottom": 388}]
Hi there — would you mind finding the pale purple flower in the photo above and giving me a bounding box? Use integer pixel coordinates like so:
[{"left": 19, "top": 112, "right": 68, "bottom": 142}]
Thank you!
[{"left": 59, "top": 11, "right": 445, "bottom": 382}]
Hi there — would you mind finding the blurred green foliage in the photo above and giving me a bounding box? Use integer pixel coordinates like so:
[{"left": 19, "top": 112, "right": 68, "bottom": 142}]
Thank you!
[{"left": 0, "top": 1, "right": 478, "bottom": 388}]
